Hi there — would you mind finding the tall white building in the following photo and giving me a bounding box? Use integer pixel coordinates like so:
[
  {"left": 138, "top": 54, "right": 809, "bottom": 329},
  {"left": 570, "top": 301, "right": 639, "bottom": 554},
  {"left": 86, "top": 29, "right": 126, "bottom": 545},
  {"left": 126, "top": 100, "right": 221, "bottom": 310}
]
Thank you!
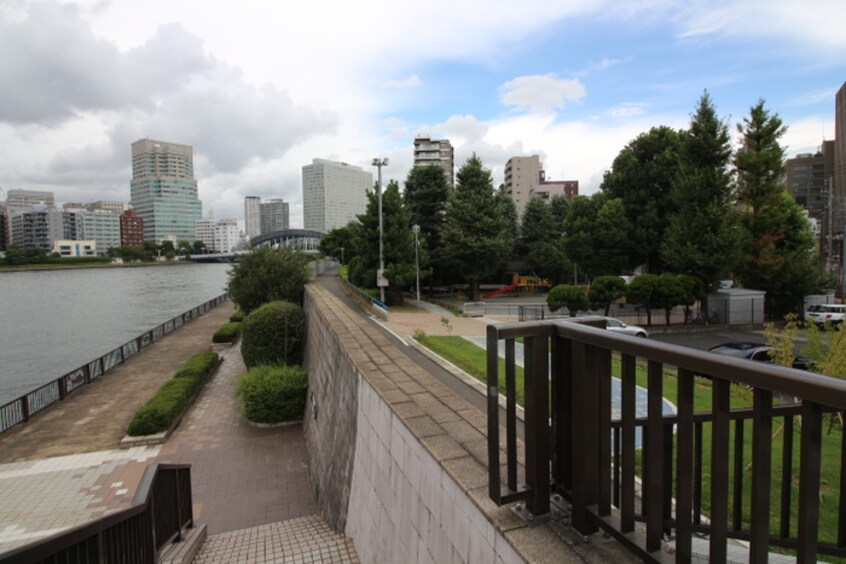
[
  {"left": 302, "top": 159, "right": 372, "bottom": 233},
  {"left": 244, "top": 196, "right": 261, "bottom": 240},
  {"left": 80, "top": 211, "right": 121, "bottom": 255}
]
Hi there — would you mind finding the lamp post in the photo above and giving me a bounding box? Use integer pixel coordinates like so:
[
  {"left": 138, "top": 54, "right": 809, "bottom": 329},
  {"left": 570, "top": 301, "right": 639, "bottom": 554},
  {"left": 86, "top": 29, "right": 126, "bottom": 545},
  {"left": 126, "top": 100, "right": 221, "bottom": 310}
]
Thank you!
[
  {"left": 412, "top": 224, "right": 421, "bottom": 310},
  {"left": 371, "top": 157, "right": 389, "bottom": 303}
]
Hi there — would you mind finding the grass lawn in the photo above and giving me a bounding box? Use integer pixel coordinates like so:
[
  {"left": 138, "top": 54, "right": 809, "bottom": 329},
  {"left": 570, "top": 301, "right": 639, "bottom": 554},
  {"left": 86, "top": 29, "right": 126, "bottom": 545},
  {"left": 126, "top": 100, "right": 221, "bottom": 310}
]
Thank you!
[{"left": 416, "top": 334, "right": 845, "bottom": 558}]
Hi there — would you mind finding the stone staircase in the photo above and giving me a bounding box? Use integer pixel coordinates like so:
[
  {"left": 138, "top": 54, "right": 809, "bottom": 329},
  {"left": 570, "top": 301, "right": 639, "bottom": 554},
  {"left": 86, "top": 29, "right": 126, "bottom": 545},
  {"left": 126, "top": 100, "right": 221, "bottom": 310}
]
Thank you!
[{"left": 181, "top": 514, "right": 358, "bottom": 563}]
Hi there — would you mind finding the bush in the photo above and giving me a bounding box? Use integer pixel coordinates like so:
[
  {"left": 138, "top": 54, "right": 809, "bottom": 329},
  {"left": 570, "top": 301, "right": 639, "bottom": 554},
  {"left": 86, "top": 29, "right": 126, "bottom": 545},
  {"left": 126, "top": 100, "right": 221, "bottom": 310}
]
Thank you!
[
  {"left": 127, "top": 351, "right": 219, "bottom": 436},
  {"left": 213, "top": 322, "right": 241, "bottom": 343},
  {"left": 547, "top": 284, "right": 588, "bottom": 317},
  {"left": 226, "top": 246, "right": 311, "bottom": 313},
  {"left": 241, "top": 301, "right": 305, "bottom": 368},
  {"left": 229, "top": 310, "right": 246, "bottom": 322},
  {"left": 237, "top": 365, "right": 308, "bottom": 424}
]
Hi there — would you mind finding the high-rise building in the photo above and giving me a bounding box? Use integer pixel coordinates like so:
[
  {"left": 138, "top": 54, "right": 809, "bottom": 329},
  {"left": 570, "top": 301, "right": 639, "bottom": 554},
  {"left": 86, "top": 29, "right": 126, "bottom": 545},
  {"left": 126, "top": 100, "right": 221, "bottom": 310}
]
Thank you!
[
  {"left": 120, "top": 209, "right": 144, "bottom": 248},
  {"left": 302, "top": 159, "right": 372, "bottom": 233},
  {"left": 244, "top": 196, "right": 261, "bottom": 240},
  {"left": 835, "top": 82, "right": 846, "bottom": 202},
  {"left": 260, "top": 199, "right": 289, "bottom": 234},
  {"left": 413, "top": 135, "right": 454, "bottom": 188},
  {"left": 80, "top": 211, "right": 121, "bottom": 255},
  {"left": 196, "top": 217, "right": 239, "bottom": 252},
  {"left": 10, "top": 206, "right": 65, "bottom": 251},
  {"left": 130, "top": 139, "right": 202, "bottom": 243},
  {"left": 786, "top": 141, "right": 834, "bottom": 223},
  {"left": 503, "top": 155, "right": 544, "bottom": 221}
]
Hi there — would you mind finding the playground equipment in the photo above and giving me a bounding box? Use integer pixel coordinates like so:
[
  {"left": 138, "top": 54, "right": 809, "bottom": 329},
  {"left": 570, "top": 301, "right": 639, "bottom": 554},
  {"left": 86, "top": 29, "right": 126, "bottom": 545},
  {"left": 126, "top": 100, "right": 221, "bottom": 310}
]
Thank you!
[{"left": 482, "top": 273, "right": 552, "bottom": 299}]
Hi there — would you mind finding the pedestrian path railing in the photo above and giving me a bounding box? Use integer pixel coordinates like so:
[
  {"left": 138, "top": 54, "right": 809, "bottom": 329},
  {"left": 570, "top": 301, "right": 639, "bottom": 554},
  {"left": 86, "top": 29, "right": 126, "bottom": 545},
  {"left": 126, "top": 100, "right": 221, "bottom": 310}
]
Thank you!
[
  {"left": 486, "top": 317, "right": 846, "bottom": 562},
  {"left": 0, "top": 463, "right": 193, "bottom": 563},
  {"left": 0, "top": 293, "right": 229, "bottom": 435},
  {"left": 338, "top": 277, "right": 388, "bottom": 317}
]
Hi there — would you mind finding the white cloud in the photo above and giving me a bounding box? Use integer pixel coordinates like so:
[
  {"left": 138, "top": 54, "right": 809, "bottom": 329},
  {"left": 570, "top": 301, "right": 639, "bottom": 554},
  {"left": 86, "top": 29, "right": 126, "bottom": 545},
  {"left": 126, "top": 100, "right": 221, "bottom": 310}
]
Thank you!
[
  {"left": 500, "top": 74, "right": 587, "bottom": 114},
  {"left": 604, "top": 103, "right": 649, "bottom": 118},
  {"left": 384, "top": 75, "right": 422, "bottom": 90}
]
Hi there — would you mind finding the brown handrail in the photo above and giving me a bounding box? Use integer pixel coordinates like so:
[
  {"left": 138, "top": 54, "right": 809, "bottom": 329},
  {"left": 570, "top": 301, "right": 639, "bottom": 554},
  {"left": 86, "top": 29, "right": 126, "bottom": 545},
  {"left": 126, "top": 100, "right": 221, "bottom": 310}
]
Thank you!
[
  {"left": 0, "top": 463, "right": 192, "bottom": 564},
  {"left": 487, "top": 317, "right": 846, "bottom": 562},
  {"left": 0, "top": 294, "right": 228, "bottom": 435}
]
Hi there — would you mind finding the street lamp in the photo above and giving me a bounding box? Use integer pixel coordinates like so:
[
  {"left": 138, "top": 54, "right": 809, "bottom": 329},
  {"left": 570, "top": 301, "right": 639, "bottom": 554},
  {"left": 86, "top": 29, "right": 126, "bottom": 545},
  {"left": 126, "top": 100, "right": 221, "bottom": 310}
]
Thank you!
[
  {"left": 412, "top": 224, "right": 421, "bottom": 310},
  {"left": 372, "top": 157, "right": 389, "bottom": 303}
]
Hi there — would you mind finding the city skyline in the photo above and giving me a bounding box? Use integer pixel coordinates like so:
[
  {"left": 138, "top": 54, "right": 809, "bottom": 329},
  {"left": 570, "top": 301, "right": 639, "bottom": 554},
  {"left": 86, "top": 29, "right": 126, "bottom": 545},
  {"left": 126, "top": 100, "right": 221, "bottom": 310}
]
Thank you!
[{"left": 1, "top": 1, "right": 845, "bottom": 228}]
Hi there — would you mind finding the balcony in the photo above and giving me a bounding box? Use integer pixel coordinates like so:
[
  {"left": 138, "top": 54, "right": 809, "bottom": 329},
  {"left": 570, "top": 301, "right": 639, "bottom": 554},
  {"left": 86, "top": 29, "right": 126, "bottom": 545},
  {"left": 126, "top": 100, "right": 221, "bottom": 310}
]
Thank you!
[{"left": 486, "top": 317, "right": 846, "bottom": 562}]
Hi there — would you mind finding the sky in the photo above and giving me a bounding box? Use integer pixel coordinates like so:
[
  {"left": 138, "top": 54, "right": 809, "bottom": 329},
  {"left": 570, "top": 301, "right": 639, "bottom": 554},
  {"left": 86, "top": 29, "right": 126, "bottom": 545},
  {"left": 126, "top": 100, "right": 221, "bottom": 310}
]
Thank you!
[{"left": 2, "top": 0, "right": 845, "bottom": 229}]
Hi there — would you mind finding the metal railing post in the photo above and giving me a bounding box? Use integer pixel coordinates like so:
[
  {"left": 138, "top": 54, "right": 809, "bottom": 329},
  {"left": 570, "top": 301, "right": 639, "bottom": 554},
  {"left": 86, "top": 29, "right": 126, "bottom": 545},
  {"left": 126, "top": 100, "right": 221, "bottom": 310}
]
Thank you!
[{"left": 524, "top": 336, "right": 550, "bottom": 516}]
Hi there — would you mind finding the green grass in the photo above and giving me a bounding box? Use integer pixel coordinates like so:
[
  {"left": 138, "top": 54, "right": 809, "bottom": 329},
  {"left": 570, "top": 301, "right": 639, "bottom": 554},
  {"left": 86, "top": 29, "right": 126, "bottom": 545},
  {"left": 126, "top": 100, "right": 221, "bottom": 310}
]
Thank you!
[{"left": 415, "top": 334, "right": 845, "bottom": 558}]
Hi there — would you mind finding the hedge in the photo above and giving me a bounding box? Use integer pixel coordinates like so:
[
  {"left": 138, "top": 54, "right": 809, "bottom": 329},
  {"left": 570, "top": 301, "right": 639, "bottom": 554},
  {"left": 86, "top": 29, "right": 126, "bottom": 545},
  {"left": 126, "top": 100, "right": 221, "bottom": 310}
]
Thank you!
[
  {"left": 237, "top": 364, "right": 308, "bottom": 424},
  {"left": 212, "top": 322, "right": 241, "bottom": 343},
  {"left": 127, "top": 351, "right": 219, "bottom": 436},
  {"left": 229, "top": 310, "right": 246, "bottom": 323},
  {"left": 241, "top": 301, "right": 305, "bottom": 368}
]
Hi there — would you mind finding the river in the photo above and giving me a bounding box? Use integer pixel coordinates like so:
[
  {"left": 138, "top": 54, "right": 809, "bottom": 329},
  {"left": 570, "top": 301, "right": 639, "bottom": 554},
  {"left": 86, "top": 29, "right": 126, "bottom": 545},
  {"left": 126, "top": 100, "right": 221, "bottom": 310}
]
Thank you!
[{"left": 0, "top": 263, "right": 231, "bottom": 405}]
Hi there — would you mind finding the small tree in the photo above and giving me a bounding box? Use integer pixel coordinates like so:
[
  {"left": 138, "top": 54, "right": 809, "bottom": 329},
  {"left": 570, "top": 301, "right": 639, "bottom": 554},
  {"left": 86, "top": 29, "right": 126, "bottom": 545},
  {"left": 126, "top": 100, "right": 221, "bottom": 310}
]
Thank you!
[
  {"left": 227, "top": 246, "right": 311, "bottom": 313},
  {"left": 677, "top": 274, "right": 704, "bottom": 323},
  {"left": 589, "top": 276, "right": 627, "bottom": 316},
  {"left": 626, "top": 274, "right": 660, "bottom": 326},
  {"left": 241, "top": 301, "right": 305, "bottom": 368},
  {"left": 548, "top": 284, "right": 588, "bottom": 317},
  {"left": 652, "top": 274, "right": 686, "bottom": 326}
]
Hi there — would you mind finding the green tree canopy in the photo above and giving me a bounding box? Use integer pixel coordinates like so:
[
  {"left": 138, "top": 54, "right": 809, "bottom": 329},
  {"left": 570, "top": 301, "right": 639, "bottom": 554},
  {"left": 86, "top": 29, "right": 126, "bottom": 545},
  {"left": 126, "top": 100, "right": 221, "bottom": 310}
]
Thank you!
[
  {"left": 547, "top": 284, "right": 588, "bottom": 317},
  {"left": 563, "top": 193, "right": 631, "bottom": 280},
  {"left": 519, "top": 196, "right": 557, "bottom": 256},
  {"left": 441, "top": 155, "right": 514, "bottom": 300},
  {"left": 589, "top": 276, "right": 627, "bottom": 316},
  {"left": 404, "top": 165, "right": 449, "bottom": 287},
  {"left": 601, "top": 126, "right": 682, "bottom": 272},
  {"left": 652, "top": 274, "right": 687, "bottom": 326},
  {"left": 226, "top": 246, "right": 311, "bottom": 312},
  {"left": 319, "top": 222, "right": 357, "bottom": 264},
  {"left": 661, "top": 91, "right": 739, "bottom": 300},
  {"left": 626, "top": 273, "right": 660, "bottom": 326}
]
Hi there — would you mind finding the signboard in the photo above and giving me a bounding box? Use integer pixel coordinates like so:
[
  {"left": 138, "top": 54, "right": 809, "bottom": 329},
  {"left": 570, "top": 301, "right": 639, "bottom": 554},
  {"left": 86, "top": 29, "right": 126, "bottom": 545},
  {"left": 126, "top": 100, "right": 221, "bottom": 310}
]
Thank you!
[{"left": 377, "top": 269, "right": 389, "bottom": 288}]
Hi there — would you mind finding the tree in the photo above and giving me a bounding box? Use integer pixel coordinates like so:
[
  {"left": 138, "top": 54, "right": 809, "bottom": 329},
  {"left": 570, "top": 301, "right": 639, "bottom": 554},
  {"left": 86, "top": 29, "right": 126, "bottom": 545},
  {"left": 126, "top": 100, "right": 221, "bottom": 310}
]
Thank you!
[
  {"left": 161, "top": 240, "right": 175, "bottom": 254},
  {"left": 677, "top": 274, "right": 704, "bottom": 323},
  {"left": 563, "top": 193, "right": 631, "bottom": 280},
  {"left": 733, "top": 100, "right": 823, "bottom": 316},
  {"left": 602, "top": 126, "right": 682, "bottom": 272},
  {"left": 527, "top": 241, "right": 571, "bottom": 285},
  {"left": 441, "top": 155, "right": 514, "bottom": 301},
  {"left": 589, "top": 276, "right": 627, "bottom": 316},
  {"left": 652, "top": 274, "right": 686, "bottom": 326},
  {"left": 177, "top": 240, "right": 192, "bottom": 255},
  {"left": 319, "top": 223, "right": 356, "bottom": 264},
  {"left": 192, "top": 240, "right": 206, "bottom": 253},
  {"left": 547, "top": 284, "right": 588, "bottom": 317},
  {"left": 662, "top": 91, "right": 739, "bottom": 304},
  {"left": 626, "top": 274, "right": 660, "bottom": 326},
  {"left": 226, "top": 246, "right": 311, "bottom": 313},
  {"left": 550, "top": 195, "right": 570, "bottom": 238},
  {"left": 404, "top": 164, "right": 449, "bottom": 288},
  {"left": 519, "top": 196, "right": 557, "bottom": 256}
]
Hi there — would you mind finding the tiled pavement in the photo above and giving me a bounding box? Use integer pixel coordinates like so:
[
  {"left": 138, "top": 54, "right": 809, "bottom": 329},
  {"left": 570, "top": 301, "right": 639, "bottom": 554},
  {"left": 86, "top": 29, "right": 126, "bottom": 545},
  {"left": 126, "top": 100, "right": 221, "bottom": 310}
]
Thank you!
[{"left": 193, "top": 515, "right": 359, "bottom": 563}]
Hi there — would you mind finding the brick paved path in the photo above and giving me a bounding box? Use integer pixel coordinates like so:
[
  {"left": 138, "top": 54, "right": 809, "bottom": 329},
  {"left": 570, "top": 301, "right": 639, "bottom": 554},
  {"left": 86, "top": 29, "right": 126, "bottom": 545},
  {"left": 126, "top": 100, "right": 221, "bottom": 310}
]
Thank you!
[
  {"left": 156, "top": 345, "right": 318, "bottom": 535},
  {"left": 0, "top": 301, "right": 237, "bottom": 462}
]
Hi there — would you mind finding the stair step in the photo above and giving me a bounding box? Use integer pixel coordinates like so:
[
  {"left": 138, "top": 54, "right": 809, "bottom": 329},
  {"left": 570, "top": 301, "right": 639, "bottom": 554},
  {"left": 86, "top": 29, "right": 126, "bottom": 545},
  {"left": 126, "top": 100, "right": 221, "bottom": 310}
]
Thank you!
[
  {"left": 192, "top": 514, "right": 358, "bottom": 563},
  {"left": 159, "top": 524, "right": 207, "bottom": 564}
]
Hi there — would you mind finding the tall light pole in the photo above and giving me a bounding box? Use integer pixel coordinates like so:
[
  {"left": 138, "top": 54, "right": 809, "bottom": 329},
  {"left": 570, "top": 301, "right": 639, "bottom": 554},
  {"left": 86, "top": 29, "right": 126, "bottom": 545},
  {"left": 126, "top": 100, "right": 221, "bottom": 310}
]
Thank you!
[
  {"left": 372, "top": 157, "right": 389, "bottom": 303},
  {"left": 412, "top": 224, "right": 421, "bottom": 310}
]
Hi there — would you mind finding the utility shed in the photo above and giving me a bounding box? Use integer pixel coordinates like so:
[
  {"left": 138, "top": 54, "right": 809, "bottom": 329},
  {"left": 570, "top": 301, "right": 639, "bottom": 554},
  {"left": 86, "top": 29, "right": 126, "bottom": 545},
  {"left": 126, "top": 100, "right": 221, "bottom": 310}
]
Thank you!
[
  {"left": 804, "top": 292, "right": 836, "bottom": 310},
  {"left": 708, "top": 288, "right": 766, "bottom": 325}
]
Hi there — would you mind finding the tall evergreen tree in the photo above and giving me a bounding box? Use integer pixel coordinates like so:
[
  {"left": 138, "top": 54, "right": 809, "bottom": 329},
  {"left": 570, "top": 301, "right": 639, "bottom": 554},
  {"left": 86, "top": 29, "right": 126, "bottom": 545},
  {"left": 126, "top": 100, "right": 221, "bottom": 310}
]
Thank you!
[
  {"left": 550, "top": 195, "right": 570, "bottom": 238},
  {"left": 563, "top": 193, "right": 631, "bottom": 280},
  {"left": 441, "top": 155, "right": 513, "bottom": 301},
  {"left": 601, "top": 126, "right": 682, "bottom": 272},
  {"left": 403, "top": 165, "right": 449, "bottom": 289},
  {"left": 662, "top": 92, "right": 739, "bottom": 300},
  {"left": 519, "top": 196, "right": 557, "bottom": 256},
  {"left": 734, "top": 102, "right": 824, "bottom": 313}
]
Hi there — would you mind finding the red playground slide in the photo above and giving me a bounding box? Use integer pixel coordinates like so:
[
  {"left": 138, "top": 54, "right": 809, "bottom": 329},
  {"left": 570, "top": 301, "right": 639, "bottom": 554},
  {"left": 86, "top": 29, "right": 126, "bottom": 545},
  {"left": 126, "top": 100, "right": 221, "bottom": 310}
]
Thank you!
[{"left": 482, "top": 274, "right": 519, "bottom": 299}]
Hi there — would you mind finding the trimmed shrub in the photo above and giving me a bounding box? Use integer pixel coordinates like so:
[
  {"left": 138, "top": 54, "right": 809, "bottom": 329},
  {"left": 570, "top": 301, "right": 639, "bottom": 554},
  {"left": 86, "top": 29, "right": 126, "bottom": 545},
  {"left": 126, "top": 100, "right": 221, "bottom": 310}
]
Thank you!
[
  {"left": 213, "top": 322, "right": 241, "bottom": 343},
  {"left": 237, "top": 365, "right": 308, "bottom": 424},
  {"left": 127, "top": 351, "right": 219, "bottom": 436},
  {"left": 241, "top": 301, "right": 305, "bottom": 369},
  {"left": 229, "top": 310, "right": 246, "bottom": 323},
  {"left": 226, "top": 246, "right": 311, "bottom": 312},
  {"left": 547, "top": 284, "right": 588, "bottom": 317}
]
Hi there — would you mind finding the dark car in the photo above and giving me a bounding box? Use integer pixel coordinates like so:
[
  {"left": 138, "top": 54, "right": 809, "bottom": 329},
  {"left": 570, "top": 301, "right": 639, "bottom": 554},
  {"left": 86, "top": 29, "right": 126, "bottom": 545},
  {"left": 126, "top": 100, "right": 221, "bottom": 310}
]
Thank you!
[{"left": 708, "top": 342, "right": 814, "bottom": 370}]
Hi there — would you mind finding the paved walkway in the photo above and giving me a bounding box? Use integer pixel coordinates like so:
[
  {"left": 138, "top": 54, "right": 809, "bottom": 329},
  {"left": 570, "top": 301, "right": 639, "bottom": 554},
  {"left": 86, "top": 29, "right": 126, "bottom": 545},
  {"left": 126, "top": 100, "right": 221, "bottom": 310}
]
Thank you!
[{"left": 0, "top": 302, "right": 236, "bottom": 462}]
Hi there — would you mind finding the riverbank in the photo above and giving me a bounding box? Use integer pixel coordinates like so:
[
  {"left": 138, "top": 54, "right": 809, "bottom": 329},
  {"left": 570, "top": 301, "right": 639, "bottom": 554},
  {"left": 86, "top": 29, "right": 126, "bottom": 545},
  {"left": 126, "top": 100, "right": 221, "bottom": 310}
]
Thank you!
[{"left": 0, "top": 259, "right": 199, "bottom": 274}]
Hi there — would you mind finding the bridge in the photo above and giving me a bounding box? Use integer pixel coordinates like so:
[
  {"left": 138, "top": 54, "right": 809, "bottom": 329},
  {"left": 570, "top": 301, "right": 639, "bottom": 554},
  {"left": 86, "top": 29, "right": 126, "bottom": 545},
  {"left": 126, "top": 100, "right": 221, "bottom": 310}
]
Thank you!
[{"left": 187, "top": 229, "right": 324, "bottom": 262}]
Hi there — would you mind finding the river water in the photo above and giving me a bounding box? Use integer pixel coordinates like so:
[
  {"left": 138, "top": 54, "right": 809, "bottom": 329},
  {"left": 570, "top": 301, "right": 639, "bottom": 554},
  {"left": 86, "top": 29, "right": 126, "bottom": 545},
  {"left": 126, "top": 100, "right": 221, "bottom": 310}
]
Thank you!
[{"left": 0, "top": 263, "right": 231, "bottom": 405}]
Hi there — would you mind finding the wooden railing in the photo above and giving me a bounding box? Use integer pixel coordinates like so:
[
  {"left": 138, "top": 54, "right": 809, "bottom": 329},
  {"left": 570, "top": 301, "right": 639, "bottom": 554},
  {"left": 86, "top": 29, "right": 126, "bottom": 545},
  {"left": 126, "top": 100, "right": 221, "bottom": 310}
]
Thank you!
[
  {"left": 0, "top": 463, "right": 193, "bottom": 564},
  {"left": 0, "top": 294, "right": 229, "bottom": 435},
  {"left": 486, "top": 317, "right": 846, "bottom": 562}
]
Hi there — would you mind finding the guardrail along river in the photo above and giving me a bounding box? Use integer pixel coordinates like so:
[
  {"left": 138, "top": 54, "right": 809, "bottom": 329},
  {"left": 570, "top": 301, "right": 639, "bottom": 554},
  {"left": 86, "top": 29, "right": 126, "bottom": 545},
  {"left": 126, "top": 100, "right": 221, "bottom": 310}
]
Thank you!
[{"left": 0, "top": 263, "right": 231, "bottom": 405}]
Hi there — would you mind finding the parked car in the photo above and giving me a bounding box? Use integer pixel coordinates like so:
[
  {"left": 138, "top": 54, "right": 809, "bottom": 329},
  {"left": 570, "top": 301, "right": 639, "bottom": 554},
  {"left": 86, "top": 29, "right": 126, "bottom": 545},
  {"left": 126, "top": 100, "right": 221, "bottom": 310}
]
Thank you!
[
  {"left": 602, "top": 317, "right": 648, "bottom": 338},
  {"left": 805, "top": 304, "right": 846, "bottom": 329},
  {"left": 708, "top": 342, "right": 814, "bottom": 370}
]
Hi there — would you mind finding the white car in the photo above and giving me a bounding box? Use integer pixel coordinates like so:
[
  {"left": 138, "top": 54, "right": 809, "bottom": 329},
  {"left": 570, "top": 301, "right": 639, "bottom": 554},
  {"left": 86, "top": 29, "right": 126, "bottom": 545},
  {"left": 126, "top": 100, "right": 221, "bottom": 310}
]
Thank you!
[
  {"left": 805, "top": 304, "right": 846, "bottom": 328},
  {"left": 601, "top": 317, "right": 649, "bottom": 338}
]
